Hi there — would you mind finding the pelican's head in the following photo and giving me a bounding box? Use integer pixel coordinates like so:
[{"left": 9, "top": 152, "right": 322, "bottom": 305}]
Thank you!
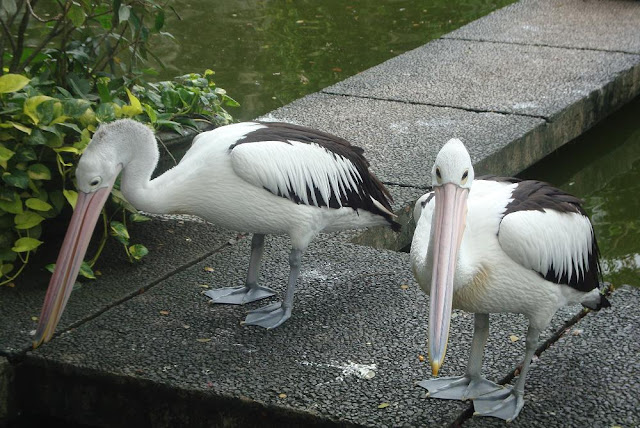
[
  {"left": 432, "top": 138, "right": 474, "bottom": 189},
  {"left": 32, "top": 122, "right": 132, "bottom": 348},
  {"left": 427, "top": 138, "right": 472, "bottom": 376}
]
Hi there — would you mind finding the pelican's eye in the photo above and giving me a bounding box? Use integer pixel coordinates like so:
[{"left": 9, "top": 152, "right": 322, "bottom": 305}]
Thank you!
[
  {"left": 90, "top": 177, "right": 102, "bottom": 188},
  {"left": 461, "top": 169, "right": 468, "bottom": 185},
  {"left": 435, "top": 167, "right": 442, "bottom": 184}
]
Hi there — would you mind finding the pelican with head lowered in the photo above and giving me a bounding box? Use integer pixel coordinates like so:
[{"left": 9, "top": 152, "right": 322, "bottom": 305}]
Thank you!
[
  {"left": 34, "top": 119, "right": 400, "bottom": 347},
  {"left": 410, "top": 138, "right": 609, "bottom": 421}
]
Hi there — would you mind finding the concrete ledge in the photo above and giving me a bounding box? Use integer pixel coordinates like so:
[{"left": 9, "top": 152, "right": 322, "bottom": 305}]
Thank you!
[{"left": 18, "top": 236, "right": 590, "bottom": 427}]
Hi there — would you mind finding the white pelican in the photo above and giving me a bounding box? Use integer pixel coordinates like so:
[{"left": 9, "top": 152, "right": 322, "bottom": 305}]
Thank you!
[
  {"left": 34, "top": 119, "right": 399, "bottom": 347},
  {"left": 410, "top": 138, "right": 610, "bottom": 421}
]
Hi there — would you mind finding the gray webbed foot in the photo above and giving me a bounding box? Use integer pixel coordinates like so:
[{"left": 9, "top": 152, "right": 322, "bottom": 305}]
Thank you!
[
  {"left": 242, "top": 302, "right": 291, "bottom": 329},
  {"left": 204, "top": 285, "right": 276, "bottom": 305},
  {"left": 472, "top": 386, "right": 524, "bottom": 422},
  {"left": 419, "top": 375, "right": 503, "bottom": 401}
]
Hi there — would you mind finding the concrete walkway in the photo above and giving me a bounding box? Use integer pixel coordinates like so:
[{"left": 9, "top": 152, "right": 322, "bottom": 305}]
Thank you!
[{"left": 2, "top": 0, "right": 640, "bottom": 426}]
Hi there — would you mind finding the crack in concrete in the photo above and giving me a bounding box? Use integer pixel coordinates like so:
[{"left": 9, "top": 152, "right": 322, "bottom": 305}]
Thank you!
[
  {"left": 319, "top": 90, "right": 551, "bottom": 122},
  {"left": 441, "top": 35, "right": 640, "bottom": 57}
]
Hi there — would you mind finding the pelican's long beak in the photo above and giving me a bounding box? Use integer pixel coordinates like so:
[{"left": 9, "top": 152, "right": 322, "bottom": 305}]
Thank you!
[
  {"left": 33, "top": 183, "right": 115, "bottom": 348},
  {"left": 429, "top": 182, "right": 468, "bottom": 376}
]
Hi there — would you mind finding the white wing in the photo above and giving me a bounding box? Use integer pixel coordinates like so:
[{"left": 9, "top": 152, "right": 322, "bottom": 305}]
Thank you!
[
  {"left": 498, "top": 209, "right": 595, "bottom": 284},
  {"left": 230, "top": 140, "right": 363, "bottom": 208}
]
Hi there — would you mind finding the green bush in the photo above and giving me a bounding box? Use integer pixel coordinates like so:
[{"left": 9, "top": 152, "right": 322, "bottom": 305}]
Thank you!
[{"left": 0, "top": 1, "right": 238, "bottom": 286}]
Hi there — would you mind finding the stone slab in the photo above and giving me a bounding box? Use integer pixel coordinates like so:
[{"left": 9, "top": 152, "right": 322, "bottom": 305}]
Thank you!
[
  {"left": 464, "top": 286, "right": 639, "bottom": 428},
  {"left": 19, "top": 236, "right": 588, "bottom": 427},
  {"left": 262, "top": 93, "right": 545, "bottom": 188},
  {"left": 323, "top": 38, "right": 639, "bottom": 120},
  {"left": 445, "top": 0, "right": 640, "bottom": 54}
]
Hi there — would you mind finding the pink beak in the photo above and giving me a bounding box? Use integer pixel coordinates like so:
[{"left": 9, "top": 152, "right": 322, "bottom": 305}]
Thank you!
[
  {"left": 33, "top": 183, "right": 115, "bottom": 348},
  {"left": 429, "top": 182, "right": 468, "bottom": 375}
]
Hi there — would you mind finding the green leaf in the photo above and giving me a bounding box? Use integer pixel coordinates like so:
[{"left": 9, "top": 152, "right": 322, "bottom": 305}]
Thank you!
[
  {"left": 68, "top": 2, "right": 86, "bottom": 27},
  {"left": 0, "top": 145, "right": 15, "bottom": 162},
  {"left": 64, "top": 189, "right": 78, "bottom": 209},
  {"left": 78, "top": 261, "right": 96, "bottom": 279},
  {"left": 121, "top": 88, "right": 143, "bottom": 117},
  {"left": 12, "top": 237, "right": 43, "bottom": 252},
  {"left": 96, "top": 103, "right": 116, "bottom": 122},
  {"left": 96, "top": 78, "right": 112, "bottom": 103},
  {"left": 62, "top": 98, "right": 92, "bottom": 118},
  {"left": 223, "top": 95, "right": 241, "bottom": 108},
  {"left": 67, "top": 74, "right": 92, "bottom": 100},
  {"left": 154, "top": 10, "right": 165, "bottom": 31},
  {"left": 130, "top": 212, "right": 151, "bottom": 222},
  {"left": 129, "top": 244, "right": 149, "bottom": 261},
  {"left": 14, "top": 211, "right": 45, "bottom": 229},
  {"left": 110, "top": 188, "right": 137, "bottom": 213},
  {"left": 54, "top": 146, "right": 80, "bottom": 155},
  {"left": 49, "top": 190, "right": 65, "bottom": 213},
  {"left": 161, "top": 89, "right": 180, "bottom": 110},
  {"left": 55, "top": 122, "right": 82, "bottom": 135},
  {"left": 110, "top": 220, "right": 130, "bottom": 245},
  {"left": 27, "top": 129, "right": 48, "bottom": 145},
  {"left": 0, "top": 74, "right": 30, "bottom": 93},
  {"left": 0, "top": 195, "right": 22, "bottom": 214},
  {"left": 7, "top": 121, "right": 31, "bottom": 134},
  {"left": 2, "top": 170, "right": 30, "bottom": 189},
  {"left": 23, "top": 95, "right": 54, "bottom": 125},
  {"left": 143, "top": 103, "right": 157, "bottom": 123},
  {"left": 27, "top": 163, "right": 52, "bottom": 180},
  {"left": 15, "top": 146, "right": 37, "bottom": 162},
  {"left": 0, "top": 264, "right": 14, "bottom": 276},
  {"left": 25, "top": 198, "right": 53, "bottom": 212}
]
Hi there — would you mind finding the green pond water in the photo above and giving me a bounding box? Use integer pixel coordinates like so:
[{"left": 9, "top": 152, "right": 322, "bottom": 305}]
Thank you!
[
  {"left": 520, "top": 97, "right": 640, "bottom": 288},
  {"left": 154, "top": 0, "right": 514, "bottom": 121}
]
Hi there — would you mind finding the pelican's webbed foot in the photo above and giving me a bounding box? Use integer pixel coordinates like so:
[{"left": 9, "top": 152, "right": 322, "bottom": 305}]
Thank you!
[
  {"left": 242, "top": 302, "right": 291, "bottom": 329},
  {"left": 204, "top": 285, "right": 276, "bottom": 305},
  {"left": 472, "top": 386, "right": 524, "bottom": 422},
  {"left": 418, "top": 375, "right": 503, "bottom": 401}
]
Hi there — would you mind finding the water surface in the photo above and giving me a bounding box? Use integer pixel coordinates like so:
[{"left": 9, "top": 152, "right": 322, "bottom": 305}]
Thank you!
[{"left": 155, "top": 0, "right": 514, "bottom": 120}]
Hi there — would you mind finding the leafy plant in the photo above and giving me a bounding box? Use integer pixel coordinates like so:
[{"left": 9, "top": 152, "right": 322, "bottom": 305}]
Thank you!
[{"left": 0, "top": 1, "right": 238, "bottom": 286}]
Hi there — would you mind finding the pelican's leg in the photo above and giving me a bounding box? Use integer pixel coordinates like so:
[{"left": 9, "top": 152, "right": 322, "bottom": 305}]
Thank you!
[
  {"left": 242, "top": 248, "right": 302, "bottom": 329},
  {"left": 204, "top": 234, "right": 276, "bottom": 304},
  {"left": 472, "top": 324, "right": 539, "bottom": 421},
  {"left": 418, "top": 313, "right": 502, "bottom": 400}
]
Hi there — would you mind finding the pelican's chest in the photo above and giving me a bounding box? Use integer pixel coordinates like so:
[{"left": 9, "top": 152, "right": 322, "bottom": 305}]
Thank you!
[{"left": 451, "top": 263, "right": 495, "bottom": 312}]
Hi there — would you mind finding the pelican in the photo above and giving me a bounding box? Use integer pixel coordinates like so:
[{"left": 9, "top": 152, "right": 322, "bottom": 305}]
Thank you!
[
  {"left": 410, "top": 138, "right": 610, "bottom": 421},
  {"left": 34, "top": 119, "right": 400, "bottom": 347}
]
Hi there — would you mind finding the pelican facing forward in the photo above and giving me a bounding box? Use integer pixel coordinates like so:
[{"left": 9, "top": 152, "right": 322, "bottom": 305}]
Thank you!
[
  {"left": 410, "top": 138, "right": 609, "bottom": 421},
  {"left": 34, "top": 119, "right": 399, "bottom": 347}
]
